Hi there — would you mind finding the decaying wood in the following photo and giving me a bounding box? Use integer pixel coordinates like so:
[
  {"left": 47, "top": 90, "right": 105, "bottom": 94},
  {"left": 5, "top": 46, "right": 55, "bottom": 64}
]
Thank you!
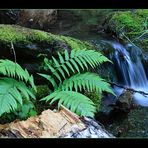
[
  {"left": 0, "top": 105, "right": 114, "bottom": 138},
  {"left": 108, "top": 81, "right": 148, "bottom": 96},
  {"left": 0, "top": 106, "right": 85, "bottom": 138}
]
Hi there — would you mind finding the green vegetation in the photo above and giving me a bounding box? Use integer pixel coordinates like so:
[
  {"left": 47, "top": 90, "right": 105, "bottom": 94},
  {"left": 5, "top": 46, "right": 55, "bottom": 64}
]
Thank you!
[
  {"left": 84, "top": 91, "right": 102, "bottom": 110},
  {"left": 14, "top": 100, "right": 37, "bottom": 120},
  {"left": 0, "top": 59, "right": 36, "bottom": 116},
  {"left": 38, "top": 49, "right": 114, "bottom": 117},
  {"left": 35, "top": 85, "right": 50, "bottom": 99},
  {"left": 69, "top": 9, "right": 112, "bottom": 25},
  {"left": 109, "top": 9, "right": 148, "bottom": 39},
  {"left": 0, "top": 24, "right": 93, "bottom": 51},
  {"left": 109, "top": 11, "right": 141, "bottom": 37},
  {"left": 0, "top": 25, "right": 49, "bottom": 44},
  {"left": 108, "top": 10, "right": 148, "bottom": 40},
  {"left": 107, "top": 9, "right": 148, "bottom": 52}
]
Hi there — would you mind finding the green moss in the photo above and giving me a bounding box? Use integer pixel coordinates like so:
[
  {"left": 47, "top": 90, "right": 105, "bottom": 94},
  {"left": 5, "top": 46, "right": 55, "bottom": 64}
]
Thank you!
[
  {"left": 108, "top": 10, "right": 148, "bottom": 40},
  {"left": 0, "top": 24, "right": 93, "bottom": 51},
  {"left": 84, "top": 90, "right": 102, "bottom": 111},
  {"left": 136, "top": 9, "right": 148, "bottom": 18},
  {"left": 0, "top": 25, "right": 52, "bottom": 45},
  {"left": 59, "top": 35, "right": 93, "bottom": 50},
  {"left": 110, "top": 11, "right": 141, "bottom": 32},
  {"left": 136, "top": 39, "right": 148, "bottom": 52},
  {"left": 35, "top": 85, "right": 50, "bottom": 99},
  {"left": 0, "top": 25, "right": 27, "bottom": 43}
]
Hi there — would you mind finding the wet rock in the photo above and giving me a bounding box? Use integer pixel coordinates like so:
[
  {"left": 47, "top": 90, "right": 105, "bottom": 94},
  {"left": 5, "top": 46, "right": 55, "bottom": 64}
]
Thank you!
[
  {"left": 105, "top": 106, "right": 148, "bottom": 137},
  {"left": 94, "top": 94, "right": 117, "bottom": 125},
  {"left": 0, "top": 10, "right": 57, "bottom": 31},
  {"left": 17, "top": 9, "right": 57, "bottom": 30},
  {"left": 0, "top": 10, "right": 19, "bottom": 24},
  {"left": 95, "top": 90, "right": 134, "bottom": 126},
  {"left": 115, "top": 90, "right": 134, "bottom": 112}
]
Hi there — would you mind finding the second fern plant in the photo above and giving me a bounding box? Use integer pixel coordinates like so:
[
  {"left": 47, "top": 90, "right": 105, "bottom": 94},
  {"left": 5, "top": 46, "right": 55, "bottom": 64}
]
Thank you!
[
  {"left": 0, "top": 59, "right": 36, "bottom": 116},
  {"left": 39, "top": 49, "right": 114, "bottom": 117}
]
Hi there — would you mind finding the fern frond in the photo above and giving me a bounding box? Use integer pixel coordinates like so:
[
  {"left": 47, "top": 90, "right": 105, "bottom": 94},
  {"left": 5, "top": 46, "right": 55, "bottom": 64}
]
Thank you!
[
  {"left": 41, "top": 91, "right": 96, "bottom": 117},
  {"left": 75, "top": 49, "right": 111, "bottom": 68},
  {"left": 42, "top": 49, "right": 111, "bottom": 82},
  {"left": 39, "top": 49, "right": 114, "bottom": 117},
  {"left": 59, "top": 72, "right": 115, "bottom": 95},
  {"left": 70, "top": 59, "right": 80, "bottom": 72},
  {"left": 58, "top": 52, "right": 65, "bottom": 64},
  {"left": 65, "top": 61, "right": 75, "bottom": 73},
  {"left": 37, "top": 73, "right": 57, "bottom": 89},
  {"left": 0, "top": 60, "right": 36, "bottom": 91},
  {"left": 61, "top": 65, "right": 70, "bottom": 76},
  {"left": 65, "top": 50, "right": 69, "bottom": 61},
  {"left": 0, "top": 78, "right": 35, "bottom": 116}
]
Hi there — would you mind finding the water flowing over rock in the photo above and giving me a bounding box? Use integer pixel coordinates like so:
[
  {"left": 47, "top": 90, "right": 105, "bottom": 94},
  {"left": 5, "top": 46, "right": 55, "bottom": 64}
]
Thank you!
[{"left": 107, "top": 41, "right": 148, "bottom": 106}]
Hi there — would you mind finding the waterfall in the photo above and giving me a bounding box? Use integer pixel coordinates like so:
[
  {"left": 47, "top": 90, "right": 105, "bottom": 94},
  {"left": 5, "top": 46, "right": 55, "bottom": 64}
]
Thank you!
[{"left": 105, "top": 41, "right": 148, "bottom": 106}]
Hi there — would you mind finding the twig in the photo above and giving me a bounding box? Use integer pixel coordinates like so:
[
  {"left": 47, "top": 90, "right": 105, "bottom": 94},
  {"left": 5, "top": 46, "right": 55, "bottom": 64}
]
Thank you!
[
  {"left": 108, "top": 81, "right": 148, "bottom": 96},
  {"left": 132, "top": 30, "right": 148, "bottom": 42},
  {"left": 121, "top": 33, "right": 139, "bottom": 49},
  {"left": 11, "top": 42, "right": 16, "bottom": 63},
  {"left": 59, "top": 122, "right": 67, "bottom": 132}
]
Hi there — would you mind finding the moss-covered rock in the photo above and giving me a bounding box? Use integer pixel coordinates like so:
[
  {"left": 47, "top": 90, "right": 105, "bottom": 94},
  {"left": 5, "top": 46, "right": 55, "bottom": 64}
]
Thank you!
[
  {"left": 0, "top": 24, "right": 94, "bottom": 76},
  {"left": 107, "top": 10, "right": 148, "bottom": 39},
  {"left": 104, "top": 10, "right": 148, "bottom": 51},
  {"left": 0, "top": 24, "right": 93, "bottom": 50}
]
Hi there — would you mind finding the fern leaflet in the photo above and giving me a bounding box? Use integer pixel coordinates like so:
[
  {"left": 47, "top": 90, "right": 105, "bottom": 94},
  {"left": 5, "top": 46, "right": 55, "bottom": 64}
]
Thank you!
[{"left": 41, "top": 91, "right": 96, "bottom": 117}]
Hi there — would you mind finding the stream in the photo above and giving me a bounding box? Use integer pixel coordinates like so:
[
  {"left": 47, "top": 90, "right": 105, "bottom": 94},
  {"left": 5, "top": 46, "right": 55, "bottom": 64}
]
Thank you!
[
  {"left": 1, "top": 9, "right": 148, "bottom": 138},
  {"left": 106, "top": 41, "right": 148, "bottom": 106},
  {"left": 52, "top": 23, "right": 148, "bottom": 137}
]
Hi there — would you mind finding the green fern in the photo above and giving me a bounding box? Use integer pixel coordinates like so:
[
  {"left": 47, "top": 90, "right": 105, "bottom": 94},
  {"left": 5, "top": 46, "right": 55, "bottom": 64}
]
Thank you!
[
  {"left": 41, "top": 91, "right": 96, "bottom": 117},
  {"left": 40, "top": 49, "right": 111, "bottom": 89},
  {"left": 39, "top": 49, "right": 114, "bottom": 117},
  {"left": 0, "top": 59, "right": 36, "bottom": 91},
  {"left": 59, "top": 72, "right": 115, "bottom": 95},
  {"left": 0, "top": 78, "right": 35, "bottom": 116},
  {"left": 0, "top": 60, "right": 36, "bottom": 116}
]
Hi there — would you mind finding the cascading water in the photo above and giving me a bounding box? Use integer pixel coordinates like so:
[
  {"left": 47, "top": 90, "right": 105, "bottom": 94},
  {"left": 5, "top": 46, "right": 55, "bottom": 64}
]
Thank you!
[{"left": 105, "top": 41, "right": 148, "bottom": 106}]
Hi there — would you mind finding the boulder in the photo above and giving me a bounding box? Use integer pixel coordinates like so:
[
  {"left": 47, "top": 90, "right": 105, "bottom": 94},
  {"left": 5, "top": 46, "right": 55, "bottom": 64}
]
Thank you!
[
  {"left": 102, "top": 9, "right": 148, "bottom": 52},
  {"left": 0, "top": 10, "right": 19, "bottom": 24},
  {"left": 115, "top": 90, "right": 134, "bottom": 112},
  {"left": 105, "top": 106, "right": 148, "bottom": 137},
  {"left": 17, "top": 9, "right": 57, "bottom": 30},
  {"left": 0, "top": 9, "right": 57, "bottom": 31},
  {"left": 0, "top": 24, "right": 93, "bottom": 81},
  {"left": 95, "top": 89, "right": 134, "bottom": 126}
]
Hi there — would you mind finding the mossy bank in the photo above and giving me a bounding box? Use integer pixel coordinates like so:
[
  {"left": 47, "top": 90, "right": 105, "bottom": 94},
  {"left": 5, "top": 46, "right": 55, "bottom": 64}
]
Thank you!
[
  {"left": 105, "top": 9, "right": 148, "bottom": 52},
  {"left": 0, "top": 24, "right": 94, "bottom": 75}
]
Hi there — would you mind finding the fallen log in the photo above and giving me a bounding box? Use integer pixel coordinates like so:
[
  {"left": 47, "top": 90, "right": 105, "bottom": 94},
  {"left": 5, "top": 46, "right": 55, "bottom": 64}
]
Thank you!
[{"left": 0, "top": 105, "right": 115, "bottom": 138}]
